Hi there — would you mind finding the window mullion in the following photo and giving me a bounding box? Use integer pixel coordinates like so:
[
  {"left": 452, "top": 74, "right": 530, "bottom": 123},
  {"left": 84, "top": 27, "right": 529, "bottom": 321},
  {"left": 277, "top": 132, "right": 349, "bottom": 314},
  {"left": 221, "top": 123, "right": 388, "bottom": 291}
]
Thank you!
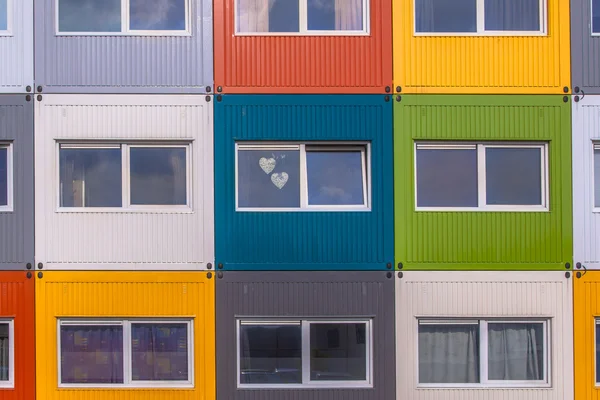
[
  {"left": 299, "top": 0, "right": 308, "bottom": 34},
  {"left": 123, "top": 321, "right": 132, "bottom": 385},
  {"left": 122, "top": 0, "right": 129, "bottom": 33},
  {"left": 300, "top": 144, "right": 308, "bottom": 208},
  {"left": 477, "top": 144, "right": 486, "bottom": 208},
  {"left": 479, "top": 321, "right": 488, "bottom": 384},
  {"left": 301, "top": 321, "right": 311, "bottom": 384},
  {"left": 476, "top": 0, "right": 485, "bottom": 33}
]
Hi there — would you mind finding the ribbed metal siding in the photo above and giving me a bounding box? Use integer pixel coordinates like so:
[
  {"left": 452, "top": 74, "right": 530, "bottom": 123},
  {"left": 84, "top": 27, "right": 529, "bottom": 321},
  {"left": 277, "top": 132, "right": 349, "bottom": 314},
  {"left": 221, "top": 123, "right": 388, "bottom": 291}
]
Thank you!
[
  {"left": 572, "top": 96, "right": 600, "bottom": 269},
  {"left": 213, "top": 0, "right": 391, "bottom": 93},
  {"left": 216, "top": 271, "right": 395, "bottom": 400},
  {"left": 214, "top": 95, "right": 394, "bottom": 270},
  {"left": 0, "top": 96, "right": 33, "bottom": 269},
  {"left": 0, "top": 272, "right": 35, "bottom": 400},
  {"left": 571, "top": 0, "right": 600, "bottom": 93},
  {"left": 395, "top": 95, "right": 572, "bottom": 270},
  {"left": 393, "top": 0, "right": 571, "bottom": 93},
  {"left": 0, "top": 0, "right": 33, "bottom": 92},
  {"left": 35, "top": 271, "right": 215, "bottom": 400},
  {"left": 397, "top": 271, "right": 574, "bottom": 400},
  {"left": 574, "top": 272, "right": 600, "bottom": 399},
  {"left": 34, "top": 0, "right": 212, "bottom": 93},
  {"left": 35, "top": 95, "right": 214, "bottom": 270}
]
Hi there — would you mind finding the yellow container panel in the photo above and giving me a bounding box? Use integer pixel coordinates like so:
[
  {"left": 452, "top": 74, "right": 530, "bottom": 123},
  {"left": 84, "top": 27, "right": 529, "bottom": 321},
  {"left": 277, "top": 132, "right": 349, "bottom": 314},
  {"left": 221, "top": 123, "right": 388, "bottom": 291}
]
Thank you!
[
  {"left": 35, "top": 272, "right": 215, "bottom": 400},
  {"left": 393, "top": 0, "right": 571, "bottom": 94},
  {"left": 574, "top": 272, "right": 600, "bottom": 399}
]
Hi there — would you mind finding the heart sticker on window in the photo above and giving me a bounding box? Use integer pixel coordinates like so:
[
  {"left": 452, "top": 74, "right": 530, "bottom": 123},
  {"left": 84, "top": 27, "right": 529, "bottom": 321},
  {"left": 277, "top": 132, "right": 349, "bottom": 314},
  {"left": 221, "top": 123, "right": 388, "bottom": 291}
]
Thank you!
[
  {"left": 271, "top": 172, "right": 288, "bottom": 189},
  {"left": 259, "top": 157, "right": 276, "bottom": 174}
]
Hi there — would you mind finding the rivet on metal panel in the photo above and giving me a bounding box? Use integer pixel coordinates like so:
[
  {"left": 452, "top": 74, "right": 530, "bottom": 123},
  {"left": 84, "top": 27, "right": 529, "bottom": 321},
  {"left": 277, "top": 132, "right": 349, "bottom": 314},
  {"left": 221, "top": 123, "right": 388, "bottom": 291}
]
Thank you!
[
  {"left": 218, "top": 263, "right": 223, "bottom": 269},
  {"left": 207, "top": 272, "right": 213, "bottom": 279},
  {"left": 565, "top": 262, "right": 571, "bottom": 269},
  {"left": 37, "top": 95, "right": 42, "bottom": 102},
  {"left": 563, "top": 86, "right": 569, "bottom": 93},
  {"left": 576, "top": 262, "right": 582, "bottom": 269},
  {"left": 397, "top": 272, "right": 403, "bottom": 279},
  {"left": 37, "top": 86, "right": 42, "bottom": 93},
  {"left": 386, "top": 272, "right": 392, "bottom": 279},
  {"left": 26, "top": 263, "right": 31, "bottom": 270},
  {"left": 37, "top": 272, "right": 43, "bottom": 279},
  {"left": 206, "top": 86, "right": 212, "bottom": 93},
  {"left": 37, "top": 263, "right": 43, "bottom": 269},
  {"left": 26, "top": 86, "right": 31, "bottom": 92},
  {"left": 386, "top": 262, "right": 392, "bottom": 269},
  {"left": 385, "top": 95, "right": 390, "bottom": 102},
  {"left": 385, "top": 86, "right": 391, "bottom": 93},
  {"left": 565, "top": 272, "right": 571, "bottom": 279},
  {"left": 396, "top": 96, "right": 401, "bottom": 102},
  {"left": 574, "top": 96, "right": 580, "bottom": 103},
  {"left": 207, "top": 263, "right": 213, "bottom": 270},
  {"left": 396, "top": 86, "right": 401, "bottom": 93},
  {"left": 217, "top": 95, "right": 222, "bottom": 102},
  {"left": 576, "top": 271, "right": 582, "bottom": 279},
  {"left": 205, "top": 96, "right": 211, "bottom": 102},
  {"left": 217, "top": 272, "right": 223, "bottom": 279},
  {"left": 574, "top": 86, "right": 580, "bottom": 93},
  {"left": 563, "top": 96, "right": 568, "bottom": 103},
  {"left": 397, "top": 262, "right": 403, "bottom": 269},
  {"left": 25, "top": 95, "right": 31, "bottom": 102},
  {"left": 217, "top": 86, "right": 223, "bottom": 92},
  {"left": 26, "top": 272, "right": 32, "bottom": 279}
]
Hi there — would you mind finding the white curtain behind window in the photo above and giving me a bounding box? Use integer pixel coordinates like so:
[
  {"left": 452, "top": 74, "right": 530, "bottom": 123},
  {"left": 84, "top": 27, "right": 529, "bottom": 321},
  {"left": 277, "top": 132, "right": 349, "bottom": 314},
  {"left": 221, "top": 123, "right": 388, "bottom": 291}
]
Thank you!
[
  {"left": 487, "top": 323, "right": 543, "bottom": 381},
  {"left": 484, "top": 0, "right": 539, "bottom": 31},
  {"left": 415, "top": 0, "right": 435, "bottom": 32},
  {"left": 334, "top": 0, "right": 363, "bottom": 30},
  {"left": 238, "top": 0, "right": 270, "bottom": 32}
]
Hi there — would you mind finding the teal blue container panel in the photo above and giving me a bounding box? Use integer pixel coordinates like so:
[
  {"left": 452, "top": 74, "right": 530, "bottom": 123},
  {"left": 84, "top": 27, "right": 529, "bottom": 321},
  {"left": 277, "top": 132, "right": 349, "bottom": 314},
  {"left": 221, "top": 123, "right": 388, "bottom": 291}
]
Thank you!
[{"left": 215, "top": 95, "right": 394, "bottom": 271}]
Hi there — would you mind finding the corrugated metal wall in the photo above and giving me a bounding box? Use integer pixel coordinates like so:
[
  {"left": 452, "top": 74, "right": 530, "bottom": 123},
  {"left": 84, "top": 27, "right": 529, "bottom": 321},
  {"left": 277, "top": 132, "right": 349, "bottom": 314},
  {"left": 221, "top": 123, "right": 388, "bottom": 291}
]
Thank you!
[
  {"left": 573, "top": 96, "right": 600, "bottom": 269},
  {"left": 574, "top": 271, "right": 600, "bottom": 399},
  {"left": 35, "top": 271, "right": 215, "bottom": 400},
  {"left": 393, "top": 0, "right": 571, "bottom": 94},
  {"left": 214, "top": 95, "right": 394, "bottom": 270},
  {"left": 394, "top": 95, "right": 573, "bottom": 270},
  {"left": 571, "top": 0, "right": 600, "bottom": 94},
  {"left": 215, "top": 271, "right": 395, "bottom": 400},
  {"left": 0, "top": 96, "right": 33, "bottom": 269},
  {"left": 0, "top": 272, "right": 35, "bottom": 400},
  {"left": 34, "top": 0, "right": 212, "bottom": 93},
  {"left": 34, "top": 95, "right": 214, "bottom": 270},
  {"left": 213, "top": 0, "right": 392, "bottom": 93},
  {"left": 0, "top": 0, "right": 33, "bottom": 93},
  {"left": 397, "top": 271, "right": 574, "bottom": 400}
]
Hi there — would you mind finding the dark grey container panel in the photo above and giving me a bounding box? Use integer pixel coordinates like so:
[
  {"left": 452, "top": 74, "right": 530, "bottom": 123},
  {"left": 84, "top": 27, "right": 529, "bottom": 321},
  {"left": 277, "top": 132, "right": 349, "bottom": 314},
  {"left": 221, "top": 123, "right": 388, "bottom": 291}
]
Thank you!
[
  {"left": 34, "top": 0, "right": 212, "bottom": 93},
  {"left": 572, "top": 0, "right": 600, "bottom": 93},
  {"left": 216, "top": 271, "right": 395, "bottom": 400},
  {"left": 0, "top": 96, "right": 33, "bottom": 269}
]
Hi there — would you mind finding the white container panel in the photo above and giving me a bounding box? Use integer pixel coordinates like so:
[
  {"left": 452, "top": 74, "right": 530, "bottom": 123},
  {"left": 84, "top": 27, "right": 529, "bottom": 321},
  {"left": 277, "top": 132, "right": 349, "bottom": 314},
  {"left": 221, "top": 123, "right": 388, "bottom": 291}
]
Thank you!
[
  {"left": 396, "top": 271, "right": 573, "bottom": 400},
  {"left": 34, "top": 94, "right": 214, "bottom": 270},
  {"left": 0, "top": 0, "right": 33, "bottom": 92}
]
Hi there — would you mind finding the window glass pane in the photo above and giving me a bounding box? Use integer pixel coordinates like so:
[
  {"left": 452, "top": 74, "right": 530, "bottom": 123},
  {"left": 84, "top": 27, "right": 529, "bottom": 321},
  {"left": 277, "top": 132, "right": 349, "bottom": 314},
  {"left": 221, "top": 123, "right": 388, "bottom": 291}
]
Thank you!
[
  {"left": 418, "top": 323, "right": 480, "bottom": 383},
  {"left": 239, "top": 324, "right": 302, "bottom": 384},
  {"left": 595, "top": 149, "right": 600, "bottom": 208},
  {"left": 0, "top": 148, "right": 6, "bottom": 207},
  {"left": 594, "top": 0, "right": 600, "bottom": 33},
  {"left": 130, "top": 147, "right": 187, "bottom": 206},
  {"left": 60, "top": 148, "right": 122, "bottom": 208},
  {"left": 238, "top": 149, "right": 301, "bottom": 208},
  {"left": 488, "top": 323, "right": 544, "bottom": 381},
  {"left": 0, "top": 0, "right": 7, "bottom": 31},
  {"left": 237, "top": 0, "right": 299, "bottom": 33},
  {"left": 485, "top": 147, "right": 542, "bottom": 206},
  {"left": 484, "top": 0, "right": 540, "bottom": 31},
  {"left": 306, "top": 151, "right": 365, "bottom": 206},
  {"left": 307, "top": 0, "right": 363, "bottom": 31},
  {"left": 0, "top": 324, "right": 9, "bottom": 381},
  {"left": 131, "top": 323, "right": 189, "bottom": 381},
  {"left": 60, "top": 325, "right": 124, "bottom": 384},
  {"left": 310, "top": 323, "right": 367, "bottom": 381},
  {"left": 415, "top": 0, "right": 476, "bottom": 33},
  {"left": 58, "top": 0, "right": 121, "bottom": 32},
  {"left": 130, "top": 0, "right": 186, "bottom": 30},
  {"left": 416, "top": 148, "right": 478, "bottom": 207}
]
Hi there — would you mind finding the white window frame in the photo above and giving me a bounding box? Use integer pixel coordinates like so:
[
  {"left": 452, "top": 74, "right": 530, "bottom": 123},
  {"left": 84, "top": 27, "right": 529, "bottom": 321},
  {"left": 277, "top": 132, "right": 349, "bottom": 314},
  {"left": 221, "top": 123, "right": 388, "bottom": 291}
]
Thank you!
[
  {"left": 0, "top": 320, "right": 15, "bottom": 389},
  {"left": 235, "top": 142, "right": 371, "bottom": 212},
  {"left": 56, "top": 142, "right": 192, "bottom": 213},
  {"left": 413, "top": 0, "right": 547, "bottom": 36},
  {"left": 55, "top": 0, "right": 191, "bottom": 36},
  {"left": 57, "top": 319, "right": 194, "bottom": 388},
  {"left": 416, "top": 318, "right": 550, "bottom": 388},
  {"left": 0, "top": 0, "right": 13, "bottom": 36},
  {"left": 234, "top": 0, "right": 370, "bottom": 36},
  {"left": 236, "top": 319, "right": 373, "bottom": 389},
  {"left": 592, "top": 0, "right": 600, "bottom": 36},
  {"left": 0, "top": 143, "right": 13, "bottom": 213},
  {"left": 414, "top": 142, "right": 549, "bottom": 212}
]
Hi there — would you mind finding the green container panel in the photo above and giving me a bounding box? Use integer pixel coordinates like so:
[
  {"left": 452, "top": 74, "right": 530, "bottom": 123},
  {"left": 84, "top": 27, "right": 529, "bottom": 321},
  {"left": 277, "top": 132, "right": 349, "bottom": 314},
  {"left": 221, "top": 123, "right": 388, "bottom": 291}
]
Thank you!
[{"left": 394, "top": 95, "right": 572, "bottom": 271}]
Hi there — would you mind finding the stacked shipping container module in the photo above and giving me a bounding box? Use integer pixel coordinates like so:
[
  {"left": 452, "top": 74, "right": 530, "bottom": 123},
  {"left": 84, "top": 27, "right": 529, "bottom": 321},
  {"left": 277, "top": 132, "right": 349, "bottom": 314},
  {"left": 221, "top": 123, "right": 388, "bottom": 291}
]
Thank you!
[{"left": 0, "top": 0, "right": 33, "bottom": 93}]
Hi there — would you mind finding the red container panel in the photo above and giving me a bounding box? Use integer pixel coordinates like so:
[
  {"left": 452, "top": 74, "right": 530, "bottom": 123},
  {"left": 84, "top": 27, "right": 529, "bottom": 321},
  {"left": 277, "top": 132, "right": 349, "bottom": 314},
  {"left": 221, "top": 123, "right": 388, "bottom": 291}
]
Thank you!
[{"left": 214, "top": 0, "right": 392, "bottom": 93}]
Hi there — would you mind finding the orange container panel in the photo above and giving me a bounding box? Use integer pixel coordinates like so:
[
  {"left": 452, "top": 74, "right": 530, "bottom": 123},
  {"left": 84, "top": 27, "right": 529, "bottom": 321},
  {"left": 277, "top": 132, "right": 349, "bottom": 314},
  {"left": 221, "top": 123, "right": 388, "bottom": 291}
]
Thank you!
[
  {"left": 214, "top": 0, "right": 392, "bottom": 93},
  {"left": 393, "top": 0, "right": 571, "bottom": 93},
  {"left": 0, "top": 272, "right": 35, "bottom": 400}
]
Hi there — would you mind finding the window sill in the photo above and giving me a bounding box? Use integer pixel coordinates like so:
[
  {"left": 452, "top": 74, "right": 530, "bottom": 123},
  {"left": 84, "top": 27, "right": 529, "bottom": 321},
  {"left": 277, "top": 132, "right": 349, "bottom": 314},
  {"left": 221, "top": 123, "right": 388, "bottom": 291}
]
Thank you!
[
  {"left": 417, "top": 383, "right": 551, "bottom": 389},
  {"left": 58, "top": 383, "right": 194, "bottom": 389},
  {"left": 413, "top": 31, "right": 547, "bottom": 37},
  {"left": 415, "top": 206, "right": 548, "bottom": 212},
  {"left": 56, "top": 207, "right": 194, "bottom": 214},
  {"left": 234, "top": 31, "right": 370, "bottom": 37},
  {"left": 54, "top": 31, "right": 192, "bottom": 37},
  {"left": 238, "top": 383, "right": 373, "bottom": 390},
  {"left": 236, "top": 206, "right": 371, "bottom": 212}
]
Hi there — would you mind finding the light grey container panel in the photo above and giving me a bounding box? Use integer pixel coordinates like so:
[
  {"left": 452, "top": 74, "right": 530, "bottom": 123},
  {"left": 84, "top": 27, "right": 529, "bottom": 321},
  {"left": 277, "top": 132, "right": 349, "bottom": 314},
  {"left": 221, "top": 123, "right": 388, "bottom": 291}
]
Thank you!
[
  {"left": 216, "top": 271, "right": 395, "bottom": 400},
  {"left": 0, "top": 0, "right": 33, "bottom": 92},
  {"left": 572, "top": 0, "right": 600, "bottom": 94},
  {"left": 0, "top": 95, "right": 34, "bottom": 269},
  {"left": 34, "top": 0, "right": 212, "bottom": 93}
]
